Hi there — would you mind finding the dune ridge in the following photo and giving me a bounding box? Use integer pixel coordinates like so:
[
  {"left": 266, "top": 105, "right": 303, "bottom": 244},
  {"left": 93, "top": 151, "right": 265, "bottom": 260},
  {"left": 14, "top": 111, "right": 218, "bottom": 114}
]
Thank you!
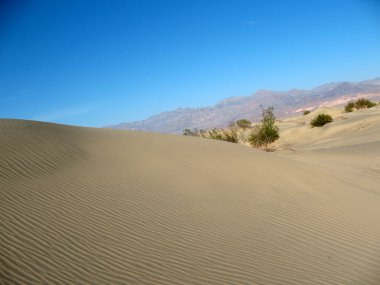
[{"left": 1, "top": 114, "right": 380, "bottom": 284}]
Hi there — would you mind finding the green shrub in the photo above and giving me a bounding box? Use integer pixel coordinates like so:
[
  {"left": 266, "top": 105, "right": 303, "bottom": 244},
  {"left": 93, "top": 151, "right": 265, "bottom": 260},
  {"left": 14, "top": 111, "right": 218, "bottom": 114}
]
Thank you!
[
  {"left": 345, "top": 98, "right": 376, "bottom": 113},
  {"left": 310, "top": 113, "right": 333, "bottom": 127},
  {"left": 354, "top": 98, "right": 376, "bottom": 109},
  {"left": 344, "top": 102, "right": 355, "bottom": 113},
  {"left": 235, "top": 119, "right": 252, "bottom": 129},
  {"left": 248, "top": 106, "right": 279, "bottom": 147},
  {"left": 303, "top": 110, "right": 311, "bottom": 115}
]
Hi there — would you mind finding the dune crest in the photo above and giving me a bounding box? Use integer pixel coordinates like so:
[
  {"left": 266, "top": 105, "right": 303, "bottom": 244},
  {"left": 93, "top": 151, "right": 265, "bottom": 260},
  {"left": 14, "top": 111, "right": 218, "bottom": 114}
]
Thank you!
[{"left": 1, "top": 115, "right": 380, "bottom": 284}]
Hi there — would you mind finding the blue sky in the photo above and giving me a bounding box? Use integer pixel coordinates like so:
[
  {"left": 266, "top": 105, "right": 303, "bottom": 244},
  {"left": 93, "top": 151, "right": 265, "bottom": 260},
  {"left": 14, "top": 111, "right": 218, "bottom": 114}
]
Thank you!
[{"left": 1, "top": 0, "right": 379, "bottom": 127}]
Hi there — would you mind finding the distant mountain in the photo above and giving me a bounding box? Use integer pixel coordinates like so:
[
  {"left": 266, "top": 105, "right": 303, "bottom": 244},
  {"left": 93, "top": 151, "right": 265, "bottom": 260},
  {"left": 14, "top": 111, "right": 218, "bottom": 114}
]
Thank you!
[{"left": 108, "top": 78, "right": 380, "bottom": 133}]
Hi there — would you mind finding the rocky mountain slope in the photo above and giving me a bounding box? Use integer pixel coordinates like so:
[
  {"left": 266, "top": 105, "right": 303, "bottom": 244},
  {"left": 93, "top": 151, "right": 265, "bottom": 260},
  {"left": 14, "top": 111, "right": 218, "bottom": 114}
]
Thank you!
[{"left": 109, "top": 78, "right": 380, "bottom": 133}]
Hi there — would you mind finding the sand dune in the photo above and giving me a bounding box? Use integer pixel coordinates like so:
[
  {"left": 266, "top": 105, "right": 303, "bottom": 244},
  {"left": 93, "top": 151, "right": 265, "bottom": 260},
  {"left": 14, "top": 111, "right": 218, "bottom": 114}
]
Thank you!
[{"left": 1, "top": 112, "right": 380, "bottom": 284}]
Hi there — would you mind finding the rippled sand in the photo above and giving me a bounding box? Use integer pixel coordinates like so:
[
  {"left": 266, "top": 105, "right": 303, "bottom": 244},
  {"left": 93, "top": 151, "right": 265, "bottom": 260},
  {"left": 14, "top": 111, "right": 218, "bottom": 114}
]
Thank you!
[{"left": 1, "top": 110, "right": 380, "bottom": 284}]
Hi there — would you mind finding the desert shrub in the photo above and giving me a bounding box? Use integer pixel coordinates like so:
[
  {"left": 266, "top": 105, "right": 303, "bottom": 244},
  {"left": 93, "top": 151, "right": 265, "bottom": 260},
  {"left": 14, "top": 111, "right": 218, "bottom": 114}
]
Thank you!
[
  {"left": 344, "top": 102, "right": 355, "bottom": 113},
  {"left": 248, "top": 106, "right": 279, "bottom": 147},
  {"left": 310, "top": 113, "right": 333, "bottom": 127},
  {"left": 208, "top": 128, "right": 238, "bottom": 143},
  {"left": 345, "top": 98, "right": 376, "bottom": 113},
  {"left": 223, "top": 130, "right": 238, "bottom": 143},
  {"left": 235, "top": 119, "right": 252, "bottom": 129},
  {"left": 183, "top": 129, "right": 195, "bottom": 136},
  {"left": 183, "top": 127, "right": 238, "bottom": 143},
  {"left": 208, "top": 129, "right": 223, "bottom": 140},
  {"left": 198, "top": 129, "right": 208, "bottom": 138},
  {"left": 303, "top": 110, "right": 311, "bottom": 115},
  {"left": 182, "top": 128, "right": 207, "bottom": 137},
  {"left": 354, "top": 98, "right": 376, "bottom": 109}
]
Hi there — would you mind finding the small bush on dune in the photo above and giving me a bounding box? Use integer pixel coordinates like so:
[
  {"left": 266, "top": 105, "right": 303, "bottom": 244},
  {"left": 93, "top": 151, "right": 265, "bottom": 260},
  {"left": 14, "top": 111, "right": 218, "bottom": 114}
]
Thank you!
[
  {"left": 183, "top": 128, "right": 195, "bottom": 136},
  {"left": 345, "top": 98, "right": 376, "bottom": 113},
  {"left": 354, "top": 98, "right": 376, "bottom": 109},
  {"left": 248, "top": 106, "right": 279, "bottom": 148},
  {"left": 183, "top": 126, "right": 238, "bottom": 143},
  {"left": 207, "top": 129, "right": 222, "bottom": 140},
  {"left": 303, "top": 110, "right": 311, "bottom": 115},
  {"left": 344, "top": 102, "right": 355, "bottom": 113},
  {"left": 310, "top": 113, "right": 333, "bottom": 127},
  {"left": 235, "top": 119, "right": 252, "bottom": 129},
  {"left": 198, "top": 129, "right": 208, "bottom": 138},
  {"left": 223, "top": 130, "right": 238, "bottom": 143},
  {"left": 182, "top": 128, "right": 208, "bottom": 137},
  {"left": 208, "top": 128, "right": 238, "bottom": 143}
]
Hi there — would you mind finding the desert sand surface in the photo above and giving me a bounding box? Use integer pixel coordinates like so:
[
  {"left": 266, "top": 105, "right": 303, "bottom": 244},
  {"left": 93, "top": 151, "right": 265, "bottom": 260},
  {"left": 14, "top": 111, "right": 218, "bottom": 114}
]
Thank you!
[
  {"left": 1, "top": 109, "right": 380, "bottom": 284},
  {"left": 277, "top": 106, "right": 380, "bottom": 187}
]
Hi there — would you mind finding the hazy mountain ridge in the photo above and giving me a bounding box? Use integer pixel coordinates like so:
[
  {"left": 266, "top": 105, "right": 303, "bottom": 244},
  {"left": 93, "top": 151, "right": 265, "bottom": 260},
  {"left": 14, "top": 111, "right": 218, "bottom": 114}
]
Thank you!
[{"left": 109, "top": 78, "right": 380, "bottom": 133}]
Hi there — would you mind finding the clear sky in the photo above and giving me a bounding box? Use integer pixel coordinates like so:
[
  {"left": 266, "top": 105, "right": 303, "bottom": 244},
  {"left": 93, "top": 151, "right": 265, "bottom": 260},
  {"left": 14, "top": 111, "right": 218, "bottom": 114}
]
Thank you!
[{"left": 1, "top": 0, "right": 379, "bottom": 127}]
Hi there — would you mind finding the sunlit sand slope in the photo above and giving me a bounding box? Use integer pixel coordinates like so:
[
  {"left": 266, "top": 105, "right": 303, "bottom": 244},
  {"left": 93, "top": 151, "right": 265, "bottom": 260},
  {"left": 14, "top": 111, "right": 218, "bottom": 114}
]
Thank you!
[
  {"left": 277, "top": 106, "right": 380, "bottom": 187},
  {"left": 1, "top": 119, "right": 380, "bottom": 284}
]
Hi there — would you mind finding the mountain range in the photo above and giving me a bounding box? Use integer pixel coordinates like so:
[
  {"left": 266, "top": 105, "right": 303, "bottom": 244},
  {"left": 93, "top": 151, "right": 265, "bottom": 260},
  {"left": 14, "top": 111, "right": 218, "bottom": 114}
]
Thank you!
[{"left": 108, "top": 78, "right": 380, "bottom": 133}]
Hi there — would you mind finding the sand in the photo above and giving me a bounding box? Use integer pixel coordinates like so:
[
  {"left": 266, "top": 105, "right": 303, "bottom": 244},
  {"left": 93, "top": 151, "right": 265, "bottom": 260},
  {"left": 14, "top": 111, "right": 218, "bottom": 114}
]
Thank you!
[{"left": 1, "top": 107, "right": 380, "bottom": 284}]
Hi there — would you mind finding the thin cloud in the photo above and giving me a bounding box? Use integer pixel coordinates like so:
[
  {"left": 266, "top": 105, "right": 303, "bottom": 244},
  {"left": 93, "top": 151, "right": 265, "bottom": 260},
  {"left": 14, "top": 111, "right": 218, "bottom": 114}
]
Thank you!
[{"left": 33, "top": 105, "right": 97, "bottom": 122}]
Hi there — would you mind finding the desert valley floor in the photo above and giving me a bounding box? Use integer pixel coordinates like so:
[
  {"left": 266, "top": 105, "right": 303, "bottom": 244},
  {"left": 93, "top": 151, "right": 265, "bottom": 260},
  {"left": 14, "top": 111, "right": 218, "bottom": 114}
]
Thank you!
[{"left": 1, "top": 106, "right": 380, "bottom": 284}]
